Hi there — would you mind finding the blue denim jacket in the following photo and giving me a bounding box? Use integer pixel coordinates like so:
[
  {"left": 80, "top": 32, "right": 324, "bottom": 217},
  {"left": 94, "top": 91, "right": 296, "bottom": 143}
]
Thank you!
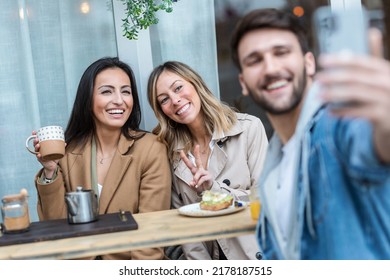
[{"left": 257, "top": 91, "right": 390, "bottom": 259}]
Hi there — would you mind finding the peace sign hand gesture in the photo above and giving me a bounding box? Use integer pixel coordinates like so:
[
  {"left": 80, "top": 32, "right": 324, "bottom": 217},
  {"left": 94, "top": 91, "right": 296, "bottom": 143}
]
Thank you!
[{"left": 180, "top": 145, "right": 213, "bottom": 193}]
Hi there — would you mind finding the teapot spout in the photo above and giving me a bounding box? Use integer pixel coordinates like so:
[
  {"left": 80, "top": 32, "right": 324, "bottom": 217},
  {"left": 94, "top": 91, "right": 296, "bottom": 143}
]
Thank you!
[{"left": 65, "top": 196, "right": 78, "bottom": 216}]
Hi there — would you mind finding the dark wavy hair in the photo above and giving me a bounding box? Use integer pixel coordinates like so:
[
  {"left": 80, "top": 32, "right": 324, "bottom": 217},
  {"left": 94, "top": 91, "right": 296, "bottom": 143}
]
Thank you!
[
  {"left": 65, "top": 57, "right": 142, "bottom": 149},
  {"left": 230, "top": 8, "right": 310, "bottom": 71}
]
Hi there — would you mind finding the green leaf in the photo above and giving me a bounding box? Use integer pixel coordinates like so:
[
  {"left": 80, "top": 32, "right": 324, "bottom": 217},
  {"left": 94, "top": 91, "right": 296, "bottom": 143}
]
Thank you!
[{"left": 118, "top": 0, "right": 176, "bottom": 40}]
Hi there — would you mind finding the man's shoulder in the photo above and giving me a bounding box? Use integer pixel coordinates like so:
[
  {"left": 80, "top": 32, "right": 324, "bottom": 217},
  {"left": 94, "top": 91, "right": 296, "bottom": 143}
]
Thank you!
[{"left": 311, "top": 107, "right": 372, "bottom": 138}]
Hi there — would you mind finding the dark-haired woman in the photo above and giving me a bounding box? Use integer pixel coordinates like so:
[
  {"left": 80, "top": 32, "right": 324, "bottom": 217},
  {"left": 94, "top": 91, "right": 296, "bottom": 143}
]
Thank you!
[{"left": 33, "top": 57, "right": 171, "bottom": 260}]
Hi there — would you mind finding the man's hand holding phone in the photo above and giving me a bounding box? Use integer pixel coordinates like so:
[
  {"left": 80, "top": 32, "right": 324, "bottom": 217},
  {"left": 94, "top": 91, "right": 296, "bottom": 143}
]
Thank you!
[{"left": 316, "top": 27, "right": 390, "bottom": 162}]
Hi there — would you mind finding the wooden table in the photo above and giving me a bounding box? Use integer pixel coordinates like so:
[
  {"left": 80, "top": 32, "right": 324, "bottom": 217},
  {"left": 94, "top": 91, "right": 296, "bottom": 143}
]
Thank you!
[{"left": 0, "top": 207, "right": 256, "bottom": 259}]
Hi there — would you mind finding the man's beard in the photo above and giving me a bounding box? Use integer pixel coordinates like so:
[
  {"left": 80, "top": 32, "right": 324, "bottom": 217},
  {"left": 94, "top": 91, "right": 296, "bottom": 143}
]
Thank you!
[{"left": 248, "top": 68, "right": 307, "bottom": 115}]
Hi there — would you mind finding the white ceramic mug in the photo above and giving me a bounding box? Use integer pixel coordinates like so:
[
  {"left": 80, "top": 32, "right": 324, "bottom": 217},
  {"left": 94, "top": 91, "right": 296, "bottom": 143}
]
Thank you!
[{"left": 25, "top": 125, "right": 65, "bottom": 161}]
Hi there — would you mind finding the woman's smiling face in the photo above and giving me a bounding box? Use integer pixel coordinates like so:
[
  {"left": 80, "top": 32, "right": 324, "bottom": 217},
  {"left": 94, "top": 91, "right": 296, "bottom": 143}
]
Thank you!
[
  {"left": 92, "top": 67, "right": 133, "bottom": 130},
  {"left": 155, "top": 70, "right": 202, "bottom": 126}
]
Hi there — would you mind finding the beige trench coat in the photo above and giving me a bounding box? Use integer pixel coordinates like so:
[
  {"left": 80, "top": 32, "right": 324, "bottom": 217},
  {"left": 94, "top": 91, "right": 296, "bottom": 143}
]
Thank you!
[
  {"left": 172, "top": 113, "right": 268, "bottom": 259},
  {"left": 35, "top": 131, "right": 172, "bottom": 260}
]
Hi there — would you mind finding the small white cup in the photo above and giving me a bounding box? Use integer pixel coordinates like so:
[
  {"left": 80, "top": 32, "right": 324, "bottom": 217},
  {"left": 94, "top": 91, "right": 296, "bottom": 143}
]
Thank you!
[{"left": 26, "top": 125, "right": 65, "bottom": 161}]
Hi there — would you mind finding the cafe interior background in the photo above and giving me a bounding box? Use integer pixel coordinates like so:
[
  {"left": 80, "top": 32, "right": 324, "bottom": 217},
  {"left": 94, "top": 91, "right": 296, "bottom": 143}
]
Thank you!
[{"left": 0, "top": 0, "right": 388, "bottom": 222}]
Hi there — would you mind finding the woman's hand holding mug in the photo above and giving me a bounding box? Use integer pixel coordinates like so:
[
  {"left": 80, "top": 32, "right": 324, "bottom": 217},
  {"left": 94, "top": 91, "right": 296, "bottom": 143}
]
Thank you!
[{"left": 26, "top": 125, "right": 65, "bottom": 178}]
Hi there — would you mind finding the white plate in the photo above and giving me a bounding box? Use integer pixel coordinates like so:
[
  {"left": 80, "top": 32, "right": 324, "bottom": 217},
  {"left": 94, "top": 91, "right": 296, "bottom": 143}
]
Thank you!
[{"left": 178, "top": 201, "right": 247, "bottom": 217}]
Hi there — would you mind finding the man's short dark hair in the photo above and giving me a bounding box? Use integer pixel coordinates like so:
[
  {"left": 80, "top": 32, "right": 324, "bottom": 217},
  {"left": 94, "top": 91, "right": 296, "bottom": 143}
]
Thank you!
[{"left": 230, "top": 8, "right": 310, "bottom": 71}]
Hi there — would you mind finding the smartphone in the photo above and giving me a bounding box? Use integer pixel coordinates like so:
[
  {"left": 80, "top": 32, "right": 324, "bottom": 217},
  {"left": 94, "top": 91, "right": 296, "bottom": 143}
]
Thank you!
[
  {"left": 313, "top": 6, "right": 369, "bottom": 55},
  {"left": 313, "top": 6, "right": 369, "bottom": 108}
]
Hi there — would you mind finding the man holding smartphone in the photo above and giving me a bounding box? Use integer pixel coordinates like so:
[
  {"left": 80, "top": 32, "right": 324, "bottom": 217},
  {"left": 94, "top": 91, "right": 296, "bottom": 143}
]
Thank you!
[{"left": 230, "top": 8, "right": 390, "bottom": 259}]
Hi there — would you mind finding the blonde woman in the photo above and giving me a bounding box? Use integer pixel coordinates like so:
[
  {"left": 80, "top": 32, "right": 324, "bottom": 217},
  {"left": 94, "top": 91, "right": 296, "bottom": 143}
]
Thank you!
[{"left": 147, "top": 61, "right": 268, "bottom": 260}]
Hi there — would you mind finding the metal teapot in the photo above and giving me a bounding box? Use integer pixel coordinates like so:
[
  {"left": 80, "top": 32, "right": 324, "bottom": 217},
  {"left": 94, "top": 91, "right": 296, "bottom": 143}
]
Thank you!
[{"left": 65, "top": 186, "right": 98, "bottom": 224}]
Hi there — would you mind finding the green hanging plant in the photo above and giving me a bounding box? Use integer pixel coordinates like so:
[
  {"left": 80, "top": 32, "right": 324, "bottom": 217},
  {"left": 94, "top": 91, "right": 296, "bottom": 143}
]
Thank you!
[{"left": 119, "top": 0, "right": 176, "bottom": 40}]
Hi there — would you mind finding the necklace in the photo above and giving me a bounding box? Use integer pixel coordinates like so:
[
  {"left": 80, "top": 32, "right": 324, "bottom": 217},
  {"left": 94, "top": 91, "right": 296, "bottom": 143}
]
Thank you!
[
  {"left": 97, "top": 153, "right": 115, "bottom": 164},
  {"left": 198, "top": 146, "right": 210, "bottom": 168},
  {"left": 200, "top": 146, "right": 210, "bottom": 155},
  {"left": 194, "top": 136, "right": 211, "bottom": 156}
]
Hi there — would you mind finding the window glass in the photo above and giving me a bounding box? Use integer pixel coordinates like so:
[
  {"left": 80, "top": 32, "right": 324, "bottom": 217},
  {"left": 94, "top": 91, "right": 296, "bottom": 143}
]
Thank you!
[
  {"left": 149, "top": 0, "right": 220, "bottom": 97},
  {"left": 0, "top": 0, "right": 117, "bottom": 222},
  {"left": 215, "top": 0, "right": 331, "bottom": 139}
]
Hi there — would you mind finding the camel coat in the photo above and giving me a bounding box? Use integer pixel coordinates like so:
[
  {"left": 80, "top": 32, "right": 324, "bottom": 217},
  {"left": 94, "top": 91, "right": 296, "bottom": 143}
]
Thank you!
[
  {"left": 35, "top": 131, "right": 172, "bottom": 260},
  {"left": 171, "top": 113, "right": 268, "bottom": 259}
]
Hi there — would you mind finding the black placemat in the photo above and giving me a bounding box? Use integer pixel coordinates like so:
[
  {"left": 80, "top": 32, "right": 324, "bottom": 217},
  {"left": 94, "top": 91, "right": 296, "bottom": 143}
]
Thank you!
[{"left": 0, "top": 211, "right": 138, "bottom": 246}]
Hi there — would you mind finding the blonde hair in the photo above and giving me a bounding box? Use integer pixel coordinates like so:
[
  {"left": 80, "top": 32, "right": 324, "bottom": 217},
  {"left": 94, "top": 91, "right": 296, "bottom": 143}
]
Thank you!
[{"left": 147, "top": 61, "right": 237, "bottom": 162}]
